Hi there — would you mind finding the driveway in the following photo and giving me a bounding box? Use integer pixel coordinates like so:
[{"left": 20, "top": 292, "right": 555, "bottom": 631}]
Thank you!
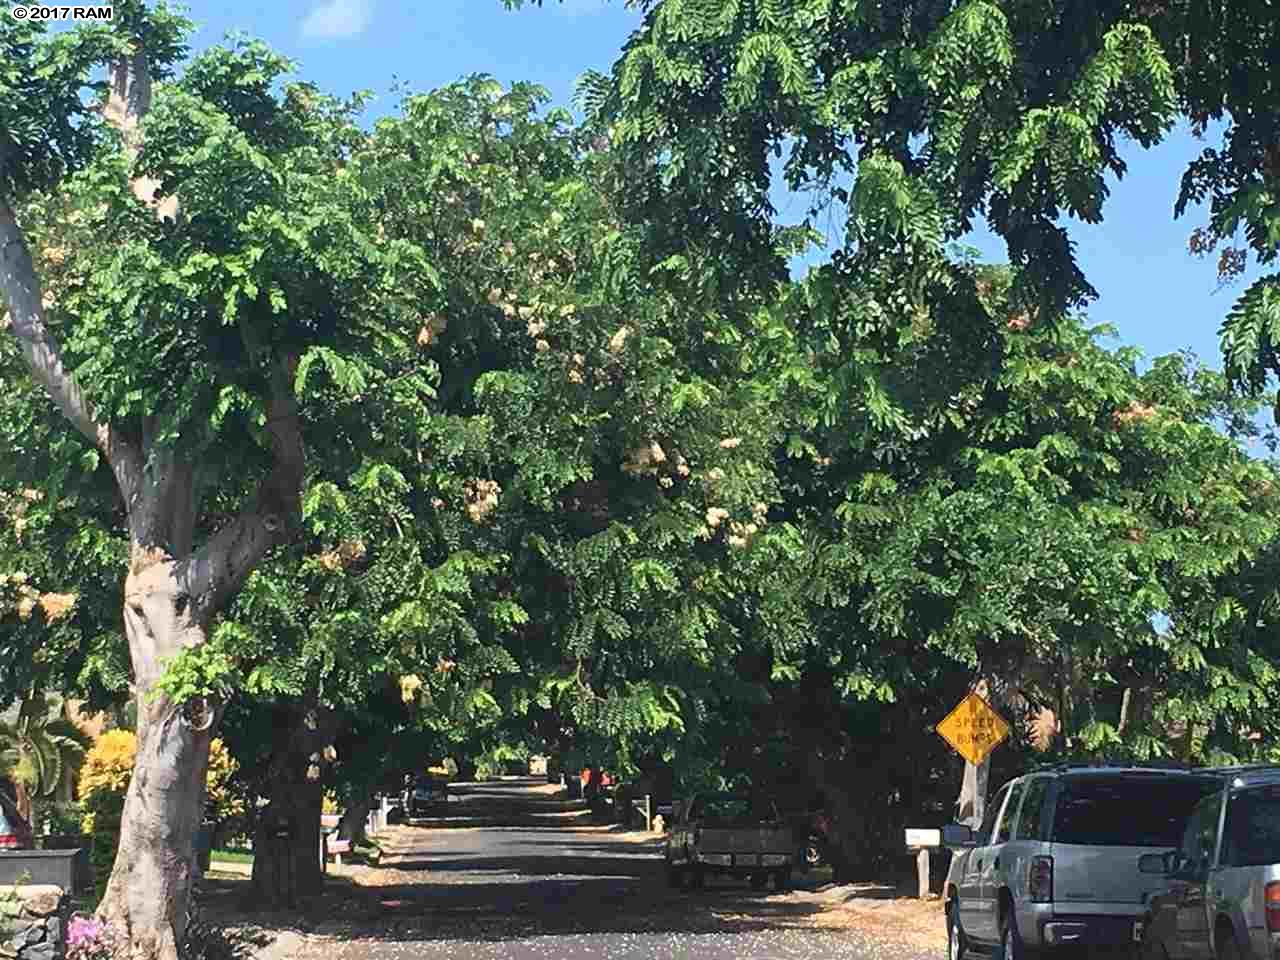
[{"left": 257, "top": 779, "right": 944, "bottom": 960}]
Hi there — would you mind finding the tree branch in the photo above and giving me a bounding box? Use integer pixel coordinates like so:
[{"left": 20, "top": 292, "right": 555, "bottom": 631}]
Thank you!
[
  {"left": 104, "top": 45, "right": 178, "bottom": 221},
  {"left": 183, "top": 356, "right": 305, "bottom": 618},
  {"left": 0, "top": 204, "right": 144, "bottom": 504},
  {"left": 0, "top": 40, "right": 168, "bottom": 524}
]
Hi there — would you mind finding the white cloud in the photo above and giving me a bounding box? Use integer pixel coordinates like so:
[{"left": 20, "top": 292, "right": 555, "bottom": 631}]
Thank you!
[{"left": 300, "top": 0, "right": 373, "bottom": 40}]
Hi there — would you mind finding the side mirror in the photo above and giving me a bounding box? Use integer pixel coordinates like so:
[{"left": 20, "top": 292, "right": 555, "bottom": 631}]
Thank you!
[
  {"left": 942, "top": 823, "right": 977, "bottom": 848},
  {"left": 1138, "top": 853, "right": 1168, "bottom": 875}
]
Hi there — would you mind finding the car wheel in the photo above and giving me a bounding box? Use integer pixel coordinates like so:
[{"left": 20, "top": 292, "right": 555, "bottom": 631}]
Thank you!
[
  {"left": 946, "top": 901, "right": 967, "bottom": 960},
  {"left": 1000, "top": 906, "right": 1029, "bottom": 960},
  {"left": 666, "top": 860, "right": 685, "bottom": 889},
  {"left": 1216, "top": 922, "right": 1243, "bottom": 960}
]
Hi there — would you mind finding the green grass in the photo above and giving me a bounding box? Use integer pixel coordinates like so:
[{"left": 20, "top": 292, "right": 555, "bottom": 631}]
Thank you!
[
  {"left": 808, "top": 864, "right": 835, "bottom": 885},
  {"left": 209, "top": 836, "right": 384, "bottom": 869},
  {"left": 211, "top": 848, "right": 254, "bottom": 864},
  {"left": 346, "top": 840, "right": 382, "bottom": 866}
]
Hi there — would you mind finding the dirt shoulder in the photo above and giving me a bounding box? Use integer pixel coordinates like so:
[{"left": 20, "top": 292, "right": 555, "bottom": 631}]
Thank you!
[{"left": 801, "top": 884, "right": 946, "bottom": 954}]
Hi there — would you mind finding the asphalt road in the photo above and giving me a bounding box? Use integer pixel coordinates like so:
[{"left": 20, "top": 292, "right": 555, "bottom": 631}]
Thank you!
[{"left": 283, "top": 779, "right": 944, "bottom": 960}]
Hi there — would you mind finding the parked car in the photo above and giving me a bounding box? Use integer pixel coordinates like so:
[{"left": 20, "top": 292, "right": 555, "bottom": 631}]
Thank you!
[
  {"left": 665, "top": 792, "right": 795, "bottom": 891},
  {"left": 0, "top": 793, "right": 33, "bottom": 850},
  {"left": 1140, "top": 765, "right": 1280, "bottom": 960},
  {"left": 942, "top": 765, "right": 1221, "bottom": 959},
  {"left": 408, "top": 775, "right": 450, "bottom": 815}
]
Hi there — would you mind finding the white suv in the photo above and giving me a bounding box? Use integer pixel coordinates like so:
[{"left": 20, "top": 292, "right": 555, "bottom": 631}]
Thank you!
[{"left": 943, "top": 766, "right": 1220, "bottom": 959}]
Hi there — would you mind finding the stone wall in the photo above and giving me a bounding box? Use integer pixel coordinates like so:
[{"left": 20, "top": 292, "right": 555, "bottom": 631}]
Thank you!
[{"left": 0, "top": 886, "right": 68, "bottom": 960}]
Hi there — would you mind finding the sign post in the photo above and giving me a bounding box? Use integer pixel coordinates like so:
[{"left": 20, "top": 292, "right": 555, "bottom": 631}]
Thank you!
[
  {"left": 905, "top": 692, "right": 1010, "bottom": 899},
  {"left": 937, "top": 690, "right": 1009, "bottom": 831}
]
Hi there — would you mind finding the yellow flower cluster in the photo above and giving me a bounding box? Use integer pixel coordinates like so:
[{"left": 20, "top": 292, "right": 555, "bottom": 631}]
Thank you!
[
  {"left": 417, "top": 313, "right": 449, "bottom": 347},
  {"left": 1113, "top": 401, "right": 1157, "bottom": 425},
  {"left": 699, "top": 501, "right": 769, "bottom": 547},
  {"left": 205, "top": 738, "right": 245, "bottom": 822},
  {"left": 316, "top": 540, "right": 366, "bottom": 572},
  {"left": 37, "top": 592, "right": 76, "bottom": 622},
  {"left": 79, "top": 730, "right": 137, "bottom": 830},
  {"left": 622, "top": 441, "right": 667, "bottom": 477},
  {"left": 2, "top": 487, "right": 44, "bottom": 540},
  {"left": 464, "top": 479, "right": 501, "bottom": 523},
  {"left": 1, "top": 571, "right": 77, "bottom": 624},
  {"left": 400, "top": 674, "right": 424, "bottom": 703}
]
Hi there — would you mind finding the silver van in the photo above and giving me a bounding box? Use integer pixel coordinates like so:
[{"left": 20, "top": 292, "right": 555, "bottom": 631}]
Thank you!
[
  {"left": 943, "top": 766, "right": 1220, "bottom": 959},
  {"left": 1140, "top": 765, "right": 1280, "bottom": 959}
]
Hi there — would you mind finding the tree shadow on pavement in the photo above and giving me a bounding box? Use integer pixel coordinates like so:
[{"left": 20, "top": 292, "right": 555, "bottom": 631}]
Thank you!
[
  {"left": 194, "top": 810, "right": 946, "bottom": 956},
  {"left": 199, "top": 852, "right": 840, "bottom": 946}
]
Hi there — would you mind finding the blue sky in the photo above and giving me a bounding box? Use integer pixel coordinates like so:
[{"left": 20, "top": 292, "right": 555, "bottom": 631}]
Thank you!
[{"left": 180, "top": 0, "right": 1259, "bottom": 378}]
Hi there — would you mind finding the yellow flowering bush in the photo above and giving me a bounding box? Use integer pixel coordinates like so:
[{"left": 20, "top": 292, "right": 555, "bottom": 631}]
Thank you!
[
  {"left": 78, "top": 729, "right": 136, "bottom": 824},
  {"left": 79, "top": 730, "right": 136, "bottom": 902},
  {"left": 205, "top": 738, "right": 243, "bottom": 825},
  {"left": 80, "top": 732, "right": 241, "bottom": 900}
]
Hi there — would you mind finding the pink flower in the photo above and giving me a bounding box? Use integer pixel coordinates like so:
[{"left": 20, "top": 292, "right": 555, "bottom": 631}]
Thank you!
[
  {"left": 68, "top": 916, "right": 103, "bottom": 946},
  {"left": 67, "top": 915, "right": 115, "bottom": 960}
]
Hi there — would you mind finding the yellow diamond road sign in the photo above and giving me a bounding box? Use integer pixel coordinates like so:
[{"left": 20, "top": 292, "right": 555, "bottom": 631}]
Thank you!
[{"left": 937, "top": 692, "right": 1010, "bottom": 766}]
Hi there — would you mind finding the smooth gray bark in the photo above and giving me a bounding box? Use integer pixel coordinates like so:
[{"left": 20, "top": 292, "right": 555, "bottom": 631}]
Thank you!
[{"left": 0, "top": 45, "right": 306, "bottom": 960}]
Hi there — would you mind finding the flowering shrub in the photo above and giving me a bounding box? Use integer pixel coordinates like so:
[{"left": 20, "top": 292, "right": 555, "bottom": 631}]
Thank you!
[
  {"left": 204, "top": 738, "right": 243, "bottom": 826},
  {"left": 79, "top": 731, "right": 135, "bottom": 903},
  {"left": 79, "top": 733, "right": 243, "bottom": 900},
  {"left": 66, "top": 915, "right": 117, "bottom": 960}
]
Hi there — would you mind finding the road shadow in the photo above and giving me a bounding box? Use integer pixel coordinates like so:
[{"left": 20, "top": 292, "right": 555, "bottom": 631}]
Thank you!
[
  {"left": 309, "top": 877, "right": 833, "bottom": 942},
  {"left": 199, "top": 843, "right": 841, "bottom": 945},
  {"left": 194, "top": 796, "right": 937, "bottom": 952}
]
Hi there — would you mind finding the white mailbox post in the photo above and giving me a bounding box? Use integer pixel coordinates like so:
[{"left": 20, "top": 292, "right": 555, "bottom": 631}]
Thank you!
[{"left": 905, "top": 828, "right": 942, "bottom": 899}]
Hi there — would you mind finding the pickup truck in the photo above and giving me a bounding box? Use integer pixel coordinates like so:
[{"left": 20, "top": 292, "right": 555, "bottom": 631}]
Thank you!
[
  {"left": 665, "top": 792, "right": 795, "bottom": 891},
  {"left": 408, "top": 776, "right": 450, "bottom": 815}
]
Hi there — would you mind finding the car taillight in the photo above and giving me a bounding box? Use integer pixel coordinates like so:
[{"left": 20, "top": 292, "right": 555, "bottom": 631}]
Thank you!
[
  {"left": 1029, "top": 855, "right": 1053, "bottom": 903},
  {"left": 1265, "top": 881, "right": 1280, "bottom": 932},
  {"left": 0, "top": 834, "right": 19, "bottom": 850}
]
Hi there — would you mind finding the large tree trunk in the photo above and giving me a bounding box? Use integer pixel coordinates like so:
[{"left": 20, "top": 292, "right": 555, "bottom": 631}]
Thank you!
[
  {"left": 2, "top": 35, "right": 303, "bottom": 960},
  {"left": 97, "top": 554, "right": 217, "bottom": 959},
  {"left": 248, "top": 705, "right": 337, "bottom": 907},
  {"left": 249, "top": 784, "right": 323, "bottom": 909},
  {"left": 98, "top": 701, "right": 212, "bottom": 957},
  {"left": 338, "top": 797, "right": 371, "bottom": 845}
]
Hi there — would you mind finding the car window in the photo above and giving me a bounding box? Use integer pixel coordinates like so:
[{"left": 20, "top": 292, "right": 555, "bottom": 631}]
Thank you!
[
  {"left": 1052, "top": 776, "right": 1219, "bottom": 847},
  {"left": 995, "top": 781, "right": 1026, "bottom": 844},
  {"left": 1014, "top": 777, "right": 1050, "bottom": 841},
  {"left": 1180, "top": 793, "right": 1221, "bottom": 872},
  {"left": 1178, "top": 801, "right": 1204, "bottom": 862},
  {"left": 977, "top": 784, "right": 1011, "bottom": 845},
  {"left": 1222, "top": 786, "right": 1280, "bottom": 867}
]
